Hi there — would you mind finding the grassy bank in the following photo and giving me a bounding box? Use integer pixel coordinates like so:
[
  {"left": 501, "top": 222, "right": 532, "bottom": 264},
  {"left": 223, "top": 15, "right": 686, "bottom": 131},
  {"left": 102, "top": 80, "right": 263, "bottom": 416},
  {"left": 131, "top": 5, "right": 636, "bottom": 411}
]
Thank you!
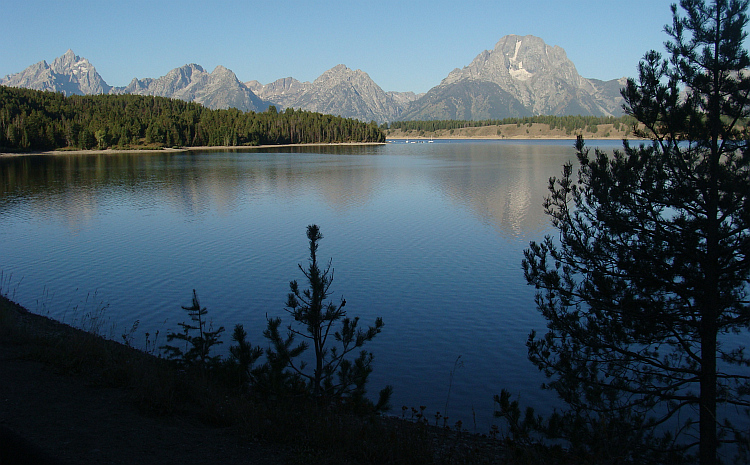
[{"left": 1, "top": 294, "right": 560, "bottom": 464}]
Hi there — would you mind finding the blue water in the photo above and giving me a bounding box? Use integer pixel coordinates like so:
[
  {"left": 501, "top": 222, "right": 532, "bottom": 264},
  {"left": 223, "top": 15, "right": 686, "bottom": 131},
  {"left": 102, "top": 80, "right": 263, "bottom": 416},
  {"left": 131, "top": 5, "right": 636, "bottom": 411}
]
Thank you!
[{"left": 0, "top": 139, "right": 606, "bottom": 430}]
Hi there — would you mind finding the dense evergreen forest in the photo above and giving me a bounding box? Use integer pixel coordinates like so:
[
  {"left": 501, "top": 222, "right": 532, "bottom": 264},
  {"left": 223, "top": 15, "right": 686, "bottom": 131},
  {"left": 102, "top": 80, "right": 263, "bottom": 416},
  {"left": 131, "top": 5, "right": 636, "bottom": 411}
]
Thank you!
[
  {"left": 385, "top": 114, "right": 640, "bottom": 134},
  {"left": 0, "top": 86, "right": 385, "bottom": 152}
]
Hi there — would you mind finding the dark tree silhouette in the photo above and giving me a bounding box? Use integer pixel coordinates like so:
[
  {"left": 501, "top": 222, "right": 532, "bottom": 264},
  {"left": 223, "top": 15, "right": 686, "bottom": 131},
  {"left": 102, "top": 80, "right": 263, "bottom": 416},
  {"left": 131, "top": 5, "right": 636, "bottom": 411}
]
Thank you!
[
  {"left": 161, "top": 289, "right": 225, "bottom": 369},
  {"left": 265, "top": 225, "right": 391, "bottom": 410},
  {"left": 522, "top": 1, "right": 750, "bottom": 463}
]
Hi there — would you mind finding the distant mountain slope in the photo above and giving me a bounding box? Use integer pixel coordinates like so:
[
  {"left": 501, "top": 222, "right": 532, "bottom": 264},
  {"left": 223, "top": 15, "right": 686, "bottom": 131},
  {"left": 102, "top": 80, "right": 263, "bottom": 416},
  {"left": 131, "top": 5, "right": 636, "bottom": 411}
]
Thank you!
[
  {"left": 112, "top": 64, "right": 268, "bottom": 113},
  {"left": 401, "top": 35, "right": 626, "bottom": 120},
  {"left": 249, "top": 65, "right": 418, "bottom": 123},
  {"left": 0, "top": 49, "right": 111, "bottom": 96},
  {"left": 400, "top": 79, "right": 532, "bottom": 120},
  {"left": 2, "top": 38, "right": 626, "bottom": 122}
]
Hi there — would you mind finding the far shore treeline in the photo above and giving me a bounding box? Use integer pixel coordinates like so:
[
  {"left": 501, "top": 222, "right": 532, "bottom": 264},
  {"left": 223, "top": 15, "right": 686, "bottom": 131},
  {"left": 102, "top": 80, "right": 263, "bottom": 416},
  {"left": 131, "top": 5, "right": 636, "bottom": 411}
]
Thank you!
[
  {"left": 384, "top": 114, "right": 640, "bottom": 135},
  {"left": 0, "top": 86, "right": 385, "bottom": 152},
  {"left": 0, "top": 84, "right": 647, "bottom": 154}
]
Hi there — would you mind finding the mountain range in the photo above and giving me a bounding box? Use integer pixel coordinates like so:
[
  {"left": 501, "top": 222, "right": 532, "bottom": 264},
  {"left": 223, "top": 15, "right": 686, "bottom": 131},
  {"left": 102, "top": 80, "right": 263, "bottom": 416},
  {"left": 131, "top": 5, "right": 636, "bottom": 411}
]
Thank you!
[{"left": 0, "top": 35, "right": 626, "bottom": 123}]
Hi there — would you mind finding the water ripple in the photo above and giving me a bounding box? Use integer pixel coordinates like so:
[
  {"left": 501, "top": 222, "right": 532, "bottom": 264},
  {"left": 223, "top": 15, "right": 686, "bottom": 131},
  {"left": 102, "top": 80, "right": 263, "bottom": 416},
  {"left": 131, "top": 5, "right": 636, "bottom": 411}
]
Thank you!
[{"left": 0, "top": 143, "right": 574, "bottom": 429}]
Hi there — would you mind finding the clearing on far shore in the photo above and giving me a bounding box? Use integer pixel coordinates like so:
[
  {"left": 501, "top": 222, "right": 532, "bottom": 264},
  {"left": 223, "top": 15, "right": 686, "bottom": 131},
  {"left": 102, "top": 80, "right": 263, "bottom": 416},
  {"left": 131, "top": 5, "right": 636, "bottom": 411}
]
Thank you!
[{"left": 386, "top": 121, "right": 642, "bottom": 140}]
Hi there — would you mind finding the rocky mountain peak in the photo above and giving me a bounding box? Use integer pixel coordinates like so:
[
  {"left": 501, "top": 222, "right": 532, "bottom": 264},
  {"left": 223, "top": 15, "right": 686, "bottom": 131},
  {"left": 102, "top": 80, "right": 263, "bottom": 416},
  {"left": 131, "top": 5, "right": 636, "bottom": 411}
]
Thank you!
[
  {"left": 1, "top": 49, "right": 110, "bottom": 96},
  {"left": 443, "top": 34, "right": 580, "bottom": 87},
  {"left": 184, "top": 63, "right": 205, "bottom": 73},
  {"left": 3, "top": 39, "right": 626, "bottom": 122},
  {"left": 314, "top": 64, "right": 360, "bottom": 85},
  {"left": 163, "top": 64, "right": 204, "bottom": 85},
  {"left": 250, "top": 77, "right": 309, "bottom": 100},
  {"left": 248, "top": 64, "right": 410, "bottom": 122},
  {"left": 52, "top": 49, "right": 88, "bottom": 73},
  {"left": 330, "top": 64, "right": 350, "bottom": 73},
  {"left": 113, "top": 62, "right": 267, "bottom": 112},
  {"left": 206, "top": 65, "right": 245, "bottom": 87},
  {"left": 403, "top": 34, "right": 624, "bottom": 120},
  {"left": 211, "top": 65, "right": 233, "bottom": 77}
]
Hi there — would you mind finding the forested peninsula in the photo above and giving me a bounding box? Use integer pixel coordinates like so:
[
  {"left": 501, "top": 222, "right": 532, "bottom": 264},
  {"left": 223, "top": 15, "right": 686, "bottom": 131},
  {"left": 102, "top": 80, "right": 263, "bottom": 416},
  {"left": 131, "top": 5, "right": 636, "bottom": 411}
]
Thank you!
[{"left": 0, "top": 86, "right": 385, "bottom": 153}]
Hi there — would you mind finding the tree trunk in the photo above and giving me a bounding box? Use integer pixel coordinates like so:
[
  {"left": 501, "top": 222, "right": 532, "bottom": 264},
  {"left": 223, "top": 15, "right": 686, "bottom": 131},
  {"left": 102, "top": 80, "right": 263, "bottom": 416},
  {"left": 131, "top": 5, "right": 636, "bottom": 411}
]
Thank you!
[
  {"left": 699, "top": 114, "right": 721, "bottom": 464},
  {"left": 314, "top": 334, "right": 322, "bottom": 398},
  {"left": 699, "top": 323, "right": 718, "bottom": 465}
]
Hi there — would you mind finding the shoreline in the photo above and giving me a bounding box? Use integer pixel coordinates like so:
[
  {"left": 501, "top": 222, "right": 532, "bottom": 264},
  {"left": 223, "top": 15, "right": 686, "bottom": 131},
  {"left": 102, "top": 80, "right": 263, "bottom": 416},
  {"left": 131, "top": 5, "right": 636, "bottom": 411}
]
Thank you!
[
  {"left": 0, "top": 141, "right": 386, "bottom": 158},
  {"left": 0, "top": 293, "right": 510, "bottom": 463},
  {"left": 385, "top": 135, "right": 636, "bottom": 140},
  {"left": 0, "top": 137, "right": 639, "bottom": 158}
]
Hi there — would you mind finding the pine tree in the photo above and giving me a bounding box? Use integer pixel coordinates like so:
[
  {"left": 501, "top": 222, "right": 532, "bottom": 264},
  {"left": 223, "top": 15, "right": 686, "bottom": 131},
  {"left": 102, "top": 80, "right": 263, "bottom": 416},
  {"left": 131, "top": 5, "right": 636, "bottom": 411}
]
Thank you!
[
  {"left": 522, "top": 1, "right": 750, "bottom": 463},
  {"left": 266, "top": 225, "right": 391, "bottom": 409},
  {"left": 161, "top": 289, "right": 225, "bottom": 369}
]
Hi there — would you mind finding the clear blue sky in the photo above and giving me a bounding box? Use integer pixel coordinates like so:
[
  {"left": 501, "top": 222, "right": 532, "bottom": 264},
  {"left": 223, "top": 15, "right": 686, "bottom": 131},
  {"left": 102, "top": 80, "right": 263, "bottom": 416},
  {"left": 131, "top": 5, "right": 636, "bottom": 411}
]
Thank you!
[{"left": 2, "top": 0, "right": 691, "bottom": 94}]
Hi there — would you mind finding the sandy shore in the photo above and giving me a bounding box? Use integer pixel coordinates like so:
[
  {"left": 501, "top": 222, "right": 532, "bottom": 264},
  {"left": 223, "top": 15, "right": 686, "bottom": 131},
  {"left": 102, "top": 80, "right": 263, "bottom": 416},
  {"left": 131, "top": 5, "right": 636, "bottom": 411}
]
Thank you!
[
  {"left": 0, "top": 142, "right": 386, "bottom": 158},
  {"left": 0, "top": 137, "right": 642, "bottom": 158}
]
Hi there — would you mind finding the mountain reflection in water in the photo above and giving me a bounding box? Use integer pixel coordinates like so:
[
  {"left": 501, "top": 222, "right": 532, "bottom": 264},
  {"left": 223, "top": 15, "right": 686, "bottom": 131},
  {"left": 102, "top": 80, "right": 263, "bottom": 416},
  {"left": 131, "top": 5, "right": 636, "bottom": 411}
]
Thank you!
[{"left": 1, "top": 140, "right": 605, "bottom": 429}]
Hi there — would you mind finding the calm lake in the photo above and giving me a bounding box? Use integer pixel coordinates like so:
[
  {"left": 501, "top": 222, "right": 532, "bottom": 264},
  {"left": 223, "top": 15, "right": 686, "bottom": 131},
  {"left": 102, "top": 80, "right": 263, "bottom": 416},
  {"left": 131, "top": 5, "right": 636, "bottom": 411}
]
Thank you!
[{"left": 0, "top": 139, "right": 621, "bottom": 430}]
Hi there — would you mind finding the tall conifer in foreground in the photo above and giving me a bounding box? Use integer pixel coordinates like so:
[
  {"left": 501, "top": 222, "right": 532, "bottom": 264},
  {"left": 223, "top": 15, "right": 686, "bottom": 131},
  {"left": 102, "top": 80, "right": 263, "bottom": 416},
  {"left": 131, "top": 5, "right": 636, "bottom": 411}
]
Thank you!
[
  {"left": 264, "top": 224, "right": 391, "bottom": 411},
  {"left": 520, "top": 1, "right": 750, "bottom": 463}
]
